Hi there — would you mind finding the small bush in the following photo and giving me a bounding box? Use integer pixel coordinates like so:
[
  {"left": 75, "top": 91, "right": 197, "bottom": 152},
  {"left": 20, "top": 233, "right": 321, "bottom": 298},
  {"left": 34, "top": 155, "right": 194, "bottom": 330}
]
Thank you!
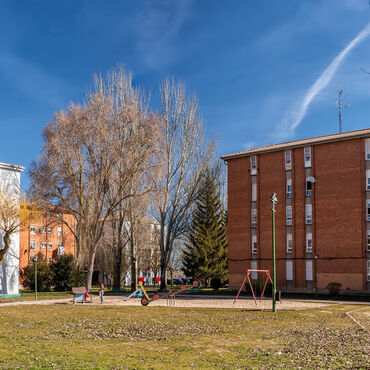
[
  {"left": 210, "top": 278, "right": 222, "bottom": 291},
  {"left": 21, "top": 253, "right": 52, "bottom": 292},
  {"left": 327, "top": 282, "right": 341, "bottom": 297}
]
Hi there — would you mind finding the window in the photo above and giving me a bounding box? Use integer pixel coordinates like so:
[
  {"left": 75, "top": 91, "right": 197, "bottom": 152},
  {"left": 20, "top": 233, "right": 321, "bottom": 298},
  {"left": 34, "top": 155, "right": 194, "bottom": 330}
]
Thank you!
[
  {"left": 252, "top": 235, "right": 257, "bottom": 254},
  {"left": 367, "top": 170, "right": 370, "bottom": 191},
  {"left": 366, "top": 201, "right": 370, "bottom": 221},
  {"left": 306, "top": 233, "right": 313, "bottom": 253},
  {"left": 251, "top": 260, "right": 257, "bottom": 280},
  {"left": 251, "top": 208, "right": 257, "bottom": 227},
  {"left": 306, "top": 260, "right": 313, "bottom": 281},
  {"left": 286, "top": 179, "right": 292, "bottom": 199},
  {"left": 30, "top": 224, "right": 36, "bottom": 235},
  {"left": 252, "top": 181, "right": 257, "bottom": 201},
  {"left": 365, "top": 139, "right": 370, "bottom": 160},
  {"left": 48, "top": 242, "right": 53, "bottom": 249},
  {"left": 30, "top": 240, "right": 36, "bottom": 251},
  {"left": 47, "top": 227, "right": 52, "bottom": 234},
  {"left": 305, "top": 204, "right": 312, "bottom": 224},
  {"left": 30, "top": 256, "right": 38, "bottom": 265},
  {"left": 367, "top": 260, "right": 370, "bottom": 282},
  {"left": 285, "top": 150, "right": 292, "bottom": 170},
  {"left": 58, "top": 241, "right": 63, "bottom": 248},
  {"left": 306, "top": 181, "right": 312, "bottom": 197},
  {"left": 304, "top": 147, "right": 311, "bottom": 167},
  {"left": 57, "top": 226, "right": 62, "bottom": 237},
  {"left": 47, "top": 258, "right": 52, "bottom": 263},
  {"left": 286, "top": 233, "right": 293, "bottom": 253},
  {"left": 367, "top": 231, "right": 370, "bottom": 252},
  {"left": 250, "top": 155, "right": 257, "bottom": 175},
  {"left": 40, "top": 227, "right": 46, "bottom": 233},
  {"left": 286, "top": 260, "right": 293, "bottom": 281},
  {"left": 286, "top": 206, "right": 292, "bottom": 225},
  {"left": 41, "top": 242, "right": 47, "bottom": 249}
]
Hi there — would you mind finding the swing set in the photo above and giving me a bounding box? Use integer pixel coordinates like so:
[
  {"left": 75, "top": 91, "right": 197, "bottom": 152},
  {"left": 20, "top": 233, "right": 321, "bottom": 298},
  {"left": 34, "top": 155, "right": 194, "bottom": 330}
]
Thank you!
[{"left": 233, "top": 269, "right": 282, "bottom": 305}]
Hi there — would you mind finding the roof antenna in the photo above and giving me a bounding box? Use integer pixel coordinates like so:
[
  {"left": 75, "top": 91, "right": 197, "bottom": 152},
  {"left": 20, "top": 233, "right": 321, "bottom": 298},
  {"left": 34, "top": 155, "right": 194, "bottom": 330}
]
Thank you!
[{"left": 336, "top": 89, "right": 350, "bottom": 133}]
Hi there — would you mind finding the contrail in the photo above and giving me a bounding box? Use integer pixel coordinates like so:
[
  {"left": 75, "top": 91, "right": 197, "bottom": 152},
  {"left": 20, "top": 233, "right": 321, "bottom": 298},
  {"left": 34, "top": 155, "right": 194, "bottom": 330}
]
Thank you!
[{"left": 291, "top": 22, "right": 370, "bottom": 130}]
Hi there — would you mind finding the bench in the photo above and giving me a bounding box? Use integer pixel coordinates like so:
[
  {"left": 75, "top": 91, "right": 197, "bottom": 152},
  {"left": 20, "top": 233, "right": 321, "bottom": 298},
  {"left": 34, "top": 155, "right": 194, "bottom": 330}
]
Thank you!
[
  {"left": 0, "top": 293, "right": 23, "bottom": 303},
  {"left": 72, "top": 287, "right": 92, "bottom": 304}
]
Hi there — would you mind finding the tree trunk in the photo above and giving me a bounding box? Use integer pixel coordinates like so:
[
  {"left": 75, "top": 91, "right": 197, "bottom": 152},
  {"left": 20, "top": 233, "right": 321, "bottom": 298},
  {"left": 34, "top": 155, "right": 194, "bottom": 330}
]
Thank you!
[
  {"left": 130, "top": 255, "right": 137, "bottom": 292},
  {"left": 159, "top": 254, "right": 167, "bottom": 292},
  {"left": 86, "top": 249, "right": 96, "bottom": 291},
  {"left": 0, "top": 234, "right": 11, "bottom": 266},
  {"left": 113, "top": 249, "right": 122, "bottom": 290}
]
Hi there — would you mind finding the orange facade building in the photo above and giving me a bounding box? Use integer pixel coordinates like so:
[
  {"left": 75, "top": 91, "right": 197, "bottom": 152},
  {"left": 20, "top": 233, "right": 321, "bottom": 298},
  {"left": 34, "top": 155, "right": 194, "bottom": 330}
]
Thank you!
[
  {"left": 19, "top": 204, "right": 76, "bottom": 285},
  {"left": 222, "top": 129, "right": 370, "bottom": 294}
]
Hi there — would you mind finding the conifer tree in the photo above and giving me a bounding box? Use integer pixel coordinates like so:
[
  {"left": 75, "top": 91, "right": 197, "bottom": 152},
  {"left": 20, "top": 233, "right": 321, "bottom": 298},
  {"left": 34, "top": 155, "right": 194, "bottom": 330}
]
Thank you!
[{"left": 182, "top": 168, "right": 227, "bottom": 286}]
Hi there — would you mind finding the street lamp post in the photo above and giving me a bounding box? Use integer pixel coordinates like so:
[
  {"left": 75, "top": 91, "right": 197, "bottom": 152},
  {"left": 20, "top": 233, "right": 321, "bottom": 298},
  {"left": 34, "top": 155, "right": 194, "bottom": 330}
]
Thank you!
[
  {"left": 34, "top": 260, "right": 38, "bottom": 300},
  {"left": 270, "top": 193, "right": 278, "bottom": 312},
  {"left": 314, "top": 254, "right": 319, "bottom": 298}
]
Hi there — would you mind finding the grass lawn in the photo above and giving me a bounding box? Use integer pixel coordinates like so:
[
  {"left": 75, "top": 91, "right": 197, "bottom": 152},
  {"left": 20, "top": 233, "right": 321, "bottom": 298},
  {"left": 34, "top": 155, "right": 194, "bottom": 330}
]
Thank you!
[{"left": 0, "top": 303, "right": 368, "bottom": 368}]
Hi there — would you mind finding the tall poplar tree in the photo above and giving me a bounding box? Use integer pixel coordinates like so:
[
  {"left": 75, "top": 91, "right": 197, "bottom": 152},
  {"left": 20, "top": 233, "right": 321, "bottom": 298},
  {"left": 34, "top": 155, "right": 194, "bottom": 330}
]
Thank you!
[{"left": 182, "top": 168, "right": 227, "bottom": 286}]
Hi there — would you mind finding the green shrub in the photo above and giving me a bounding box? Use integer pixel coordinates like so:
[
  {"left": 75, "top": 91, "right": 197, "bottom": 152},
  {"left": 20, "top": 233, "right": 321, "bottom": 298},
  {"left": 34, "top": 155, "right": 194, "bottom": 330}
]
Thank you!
[
  {"left": 50, "top": 254, "right": 74, "bottom": 291},
  {"left": 21, "top": 253, "right": 52, "bottom": 292},
  {"left": 210, "top": 278, "right": 222, "bottom": 291},
  {"left": 327, "top": 282, "right": 341, "bottom": 297},
  {"left": 244, "top": 280, "right": 272, "bottom": 297}
]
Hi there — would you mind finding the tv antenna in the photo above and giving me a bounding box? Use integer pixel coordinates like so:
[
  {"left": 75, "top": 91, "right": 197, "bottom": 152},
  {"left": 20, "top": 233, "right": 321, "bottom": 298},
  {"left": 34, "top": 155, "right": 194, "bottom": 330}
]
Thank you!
[{"left": 336, "top": 89, "right": 350, "bottom": 133}]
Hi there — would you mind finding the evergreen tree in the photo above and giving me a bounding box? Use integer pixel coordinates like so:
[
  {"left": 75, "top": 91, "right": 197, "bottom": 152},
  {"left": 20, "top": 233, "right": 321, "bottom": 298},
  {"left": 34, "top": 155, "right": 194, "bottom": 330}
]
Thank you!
[
  {"left": 182, "top": 168, "right": 227, "bottom": 286},
  {"left": 50, "top": 254, "right": 75, "bottom": 291}
]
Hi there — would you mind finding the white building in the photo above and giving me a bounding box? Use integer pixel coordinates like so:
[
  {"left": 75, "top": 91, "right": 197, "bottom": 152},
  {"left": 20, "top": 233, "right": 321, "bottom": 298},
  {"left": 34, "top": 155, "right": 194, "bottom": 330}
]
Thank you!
[{"left": 0, "top": 162, "right": 24, "bottom": 295}]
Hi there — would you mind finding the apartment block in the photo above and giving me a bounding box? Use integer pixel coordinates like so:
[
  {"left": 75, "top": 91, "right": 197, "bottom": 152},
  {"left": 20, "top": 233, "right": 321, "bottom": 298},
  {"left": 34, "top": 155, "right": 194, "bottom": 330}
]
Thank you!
[
  {"left": 222, "top": 129, "right": 370, "bottom": 293},
  {"left": 19, "top": 204, "right": 76, "bottom": 284}
]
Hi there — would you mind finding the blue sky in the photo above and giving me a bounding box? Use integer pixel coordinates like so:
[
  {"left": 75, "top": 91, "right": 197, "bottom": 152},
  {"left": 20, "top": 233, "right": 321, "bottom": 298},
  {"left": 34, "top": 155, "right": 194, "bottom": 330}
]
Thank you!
[{"left": 0, "top": 0, "right": 370, "bottom": 189}]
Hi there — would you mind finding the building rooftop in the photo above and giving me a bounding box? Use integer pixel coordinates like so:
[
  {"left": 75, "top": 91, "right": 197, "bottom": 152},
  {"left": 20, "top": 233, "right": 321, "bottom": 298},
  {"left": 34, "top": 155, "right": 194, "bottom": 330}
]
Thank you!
[
  {"left": 0, "top": 161, "right": 25, "bottom": 172},
  {"left": 221, "top": 128, "right": 370, "bottom": 161}
]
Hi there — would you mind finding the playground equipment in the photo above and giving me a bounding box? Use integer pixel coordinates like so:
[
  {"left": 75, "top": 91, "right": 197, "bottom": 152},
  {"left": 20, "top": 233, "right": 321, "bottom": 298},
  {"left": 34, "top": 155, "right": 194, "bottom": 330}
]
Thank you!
[
  {"left": 233, "top": 269, "right": 282, "bottom": 305},
  {"left": 140, "top": 279, "right": 201, "bottom": 306}
]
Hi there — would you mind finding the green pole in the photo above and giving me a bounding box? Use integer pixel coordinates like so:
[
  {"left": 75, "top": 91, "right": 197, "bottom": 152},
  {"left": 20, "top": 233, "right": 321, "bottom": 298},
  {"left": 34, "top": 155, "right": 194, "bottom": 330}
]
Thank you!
[
  {"left": 271, "top": 193, "right": 277, "bottom": 313},
  {"left": 315, "top": 254, "right": 318, "bottom": 298},
  {"left": 35, "top": 260, "right": 37, "bottom": 300}
]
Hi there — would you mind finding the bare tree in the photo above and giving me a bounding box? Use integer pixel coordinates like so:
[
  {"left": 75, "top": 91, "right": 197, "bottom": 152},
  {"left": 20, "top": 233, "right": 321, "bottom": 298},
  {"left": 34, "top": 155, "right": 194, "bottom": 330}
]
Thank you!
[
  {"left": 30, "top": 66, "right": 157, "bottom": 290},
  {"left": 153, "top": 78, "right": 215, "bottom": 291}
]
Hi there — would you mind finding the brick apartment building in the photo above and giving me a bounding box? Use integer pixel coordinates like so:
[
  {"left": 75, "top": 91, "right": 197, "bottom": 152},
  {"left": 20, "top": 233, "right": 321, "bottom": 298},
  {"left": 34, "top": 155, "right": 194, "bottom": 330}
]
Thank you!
[
  {"left": 19, "top": 203, "right": 76, "bottom": 284},
  {"left": 222, "top": 128, "right": 370, "bottom": 294}
]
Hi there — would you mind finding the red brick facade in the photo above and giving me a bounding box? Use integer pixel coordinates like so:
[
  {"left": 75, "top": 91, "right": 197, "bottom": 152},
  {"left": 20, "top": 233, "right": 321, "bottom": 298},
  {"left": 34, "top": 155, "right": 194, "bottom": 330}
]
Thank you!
[{"left": 223, "top": 129, "right": 370, "bottom": 293}]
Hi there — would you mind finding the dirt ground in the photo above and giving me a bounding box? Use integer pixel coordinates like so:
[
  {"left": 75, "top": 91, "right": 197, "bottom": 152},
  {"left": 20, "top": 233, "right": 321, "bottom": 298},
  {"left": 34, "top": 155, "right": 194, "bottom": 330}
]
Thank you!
[{"left": 101, "top": 296, "right": 335, "bottom": 310}]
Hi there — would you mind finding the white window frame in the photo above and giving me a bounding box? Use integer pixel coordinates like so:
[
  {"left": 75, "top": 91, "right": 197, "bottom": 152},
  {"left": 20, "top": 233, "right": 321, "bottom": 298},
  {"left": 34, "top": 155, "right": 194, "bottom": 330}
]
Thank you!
[
  {"left": 286, "top": 233, "right": 293, "bottom": 253},
  {"left": 252, "top": 235, "right": 257, "bottom": 254},
  {"left": 306, "top": 180, "right": 312, "bottom": 197},
  {"left": 286, "top": 260, "right": 293, "bottom": 281},
  {"left": 30, "top": 240, "right": 36, "bottom": 251},
  {"left": 305, "top": 204, "right": 312, "bottom": 224},
  {"left": 251, "top": 260, "right": 257, "bottom": 280},
  {"left": 286, "top": 206, "right": 292, "bottom": 225},
  {"left": 30, "top": 224, "right": 36, "bottom": 235},
  {"left": 367, "top": 231, "right": 370, "bottom": 252},
  {"left": 47, "top": 227, "right": 52, "bottom": 234},
  {"left": 251, "top": 182, "right": 257, "bottom": 202},
  {"left": 304, "top": 147, "right": 311, "bottom": 167},
  {"left": 306, "top": 260, "right": 313, "bottom": 281},
  {"left": 30, "top": 256, "right": 38, "bottom": 265},
  {"left": 365, "top": 139, "right": 370, "bottom": 160},
  {"left": 57, "top": 226, "right": 62, "bottom": 237},
  {"left": 306, "top": 233, "right": 313, "bottom": 253},
  {"left": 367, "top": 260, "right": 370, "bottom": 282},
  {"left": 41, "top": 242, "right": 47, "bottom": 249},
  {"left": 366, "top": 170, "right": 370, "bottom": 191},
  {"left": 48, "top": 242, "right": 53, "bottom": 249},
  {"left": 285, "top": 150, "right": 292, "bottom": 170},
  {"left": 58, "top": 241, "right": 63, "bottom": 248},
  {"left": 251, "top": 208, "right": 257, "bottom": 227},
  {"left": 40, "top": 227, "right": 46, "bottom": 234},
  {"left": 367, "top": 201, "right": 370, "bottom": 222},
  {"left": 286, "top": 179, "right": 292, "bottom": 199},
  {"left": 250, "top": 155, "right": 257, "bottom": 175}
]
